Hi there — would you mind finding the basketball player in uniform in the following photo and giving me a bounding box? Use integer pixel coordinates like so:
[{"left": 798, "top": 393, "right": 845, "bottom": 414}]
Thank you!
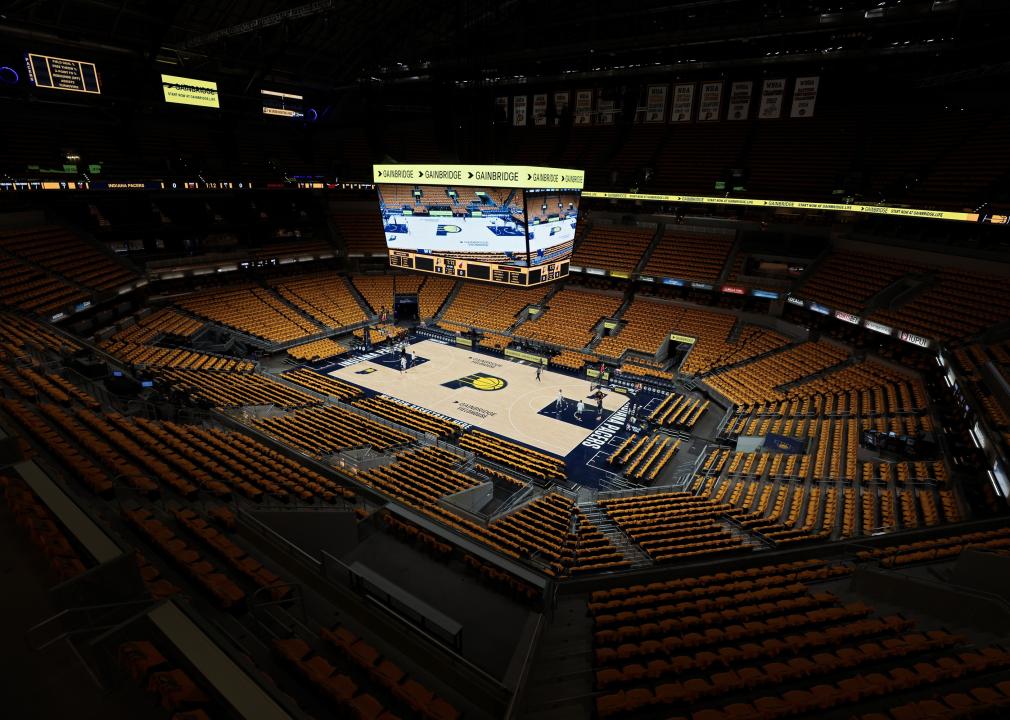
[
  {"left": 555, "top": 389, "right": 565, "bottom": 413},
  {"left": 536, "top": 364, "right": 542, "bottom": 382},
  {"left": 400, "top": 355, "right": 407, "bottom": 374},
  {"left": 575, "top": 399, "right": 584, "bottom": 420}
]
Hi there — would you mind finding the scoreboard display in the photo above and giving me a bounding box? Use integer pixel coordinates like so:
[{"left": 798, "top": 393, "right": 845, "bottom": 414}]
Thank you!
[
  {"left": 26, "top": 53, "right": 100, "bottom": 94},
  {"left": 374, "top": 164, "right": 583, "bottom": 287}
]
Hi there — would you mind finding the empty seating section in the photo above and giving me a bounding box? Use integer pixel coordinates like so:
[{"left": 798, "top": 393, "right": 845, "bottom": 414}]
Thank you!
[
  {"left": 609, "top": 433, "right": 682, "bottom": 482},
  {"left": 418, "top": 276, "right": 454, "bottom": 319},
  {"left": 286, "top": 337, "right": 349, "bottom": 362},
  {"left": 798, "top": 251, "right": 914, "bottom": 314},
  {"left": 705, "top": 341, "right": 849, "bottom": 405},
  {"left": 598, "top": 302, "right": 782, "bottom": 374},
  {"left": 161, "top": 368, "right": 319, "bottom": 408},
  {"left": 514, "top": 288, "right": 623, "bottom": 349},
  {"left": 281, "top": 367, "right": 363, "bottom": 400},
  {"left": 117, "top": 640, "right": 218, "bottom": 714},
  {"left": 458, "top": 429, "right": 566, "bottom": 482},
  {"left": 110, "top": 308, "right": 204, "bottom": 344},
  {"left": 125, "top": 507, "right": 246, "bottom": 609},
  {"left": 277, "top": 619, "right": 460, "bottom": 719},
  {"left": 649, "top": 394, "right": 709, "bottom": 430},
  {"left": 0, "top": 253, "right": 89, "bottom": 313},
  {"left": 588, "top": 557, "right": 1010, "bottom": 720},
  {"left": 251, "top": 404, "right": 413, "bottom": 456},
  {"left": 560, "top": 510, "right": 630, "bottom": 575},
  {"left": 1, "top": 474, "right": 88, "bottom": 580},
  {"left": 0, "top": 225, "right": 136, "bottom": 291},
  {"left": 333, "top": 212, "right": 386, "bottom": 255},
  {"left": 103, "top": 341, "right": 255, "bottom": 372},
  {"left": 439, "top": 283, "right": 548, "bottom": 333},
  {"left": 352, "top": 396, "right": 461, "bottom": 439},
  {"left": 177, "top": 285, "right": 321, "bottom": 343},
  {"left": 553, "top": 349, "right": 597, "bottom": 371},
  {"left": 644, "top": 231, "right": 734, "bottom": 283},
  {"left": 870, "top": 268, "right": 1010, "bottom": 340},
  {"left": 351, "top": 275, "right": 396, "bottom": 314},
  {"left": 0, "top": 312, "right": 78, "bottom": 357},
  {"left": 685, "top": 324, "right": 790, "bottom": 376},
  {"left": 271, "top": 273, "right": 368, "bottom": 328},
  {"left": 573, "top": 225, "right": 653, "bottom": 272},
  {"left": 856, "top": 526, "right": 1010, "bottom": 567},
  {"left": 356, "top": 447, "right": 475, "bottom": 504},
  {"left": 597, "top": 491, "right": 751, "bottom": 562}
]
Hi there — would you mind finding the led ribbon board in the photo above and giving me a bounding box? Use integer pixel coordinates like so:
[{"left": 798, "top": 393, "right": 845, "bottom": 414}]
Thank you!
[
  {"left": 582, "top": 191, "right": 983, "bottom": 223},
  {"left": 373, "top": 164, "right": 585, "bottom": 190},
  {"left": 26, "top": 53, "right": 100, "bottom": 94}
]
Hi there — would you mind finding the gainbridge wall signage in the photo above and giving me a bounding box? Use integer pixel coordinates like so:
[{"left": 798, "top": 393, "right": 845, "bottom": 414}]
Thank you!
[
  {"left": 373, "top": 164, "right": 585, "bottom": 190},
  {"left": 581, "top": 191, "right": 984, "bottom": 223}
]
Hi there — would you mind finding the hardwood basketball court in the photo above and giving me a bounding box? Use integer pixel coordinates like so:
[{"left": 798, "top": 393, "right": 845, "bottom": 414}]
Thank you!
[{"left": 327, "top": 339, "right": 629, "bottom": 457}]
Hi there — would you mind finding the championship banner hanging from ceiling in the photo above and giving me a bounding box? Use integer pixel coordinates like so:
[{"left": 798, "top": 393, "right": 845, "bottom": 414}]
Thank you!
[
  {"left": 596, "top": 90, "right": 616, "bottom": 125},
  {"left": 697, "top": 81, "right": 723, "bottom": 121},
  {"left": 758, "top": 79, "right": 786, "bottom": 119},
  {"left": 532, "top": 94, "right": 547, "bottom": 126},
  {"left": 790, "top": 76, "right": 819, "bottom": 118},
  {"left": 495, "top": 96, "right": 508, "bottom": 122},
  {"left": 574, "top": 89, "right": 593, "bottom": 125},
  {"left": 727, "top": 81, "right": 752, "bottom": 121},
  {"left": 553, "top": 91, "right": 569, "bottom": 124},
  {"left": 513, "top": 94, "right": 527, "bottom": 126},
  {"left": 670, "top": 83, "right": 694, "bottom": 122},
  {"left": 644, "top": 84, "right": 668, "bottom": 123}
]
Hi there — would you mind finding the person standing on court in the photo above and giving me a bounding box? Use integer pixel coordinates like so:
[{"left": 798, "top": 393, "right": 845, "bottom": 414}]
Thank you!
[
  {"left": 400, "top": 354, "right": 407, "bottom": 374},
  {"left": 575, "top": 399, "right": 584, "bottom": 420},
  {"left": 536, "top": 363, "right": 542, "bottom": 382},
  {"left": 555, "top": 389, "right": 565, "bottom": 413},
  {"left": 410, "top": 348, "right": 416, "bottom": 368}
]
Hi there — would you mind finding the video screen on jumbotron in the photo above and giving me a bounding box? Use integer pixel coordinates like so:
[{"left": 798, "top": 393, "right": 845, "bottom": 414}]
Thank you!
[
  {"left": 379, "top": 183, "right": 531, "bottom": 267},
  {"left": 375, "top": 164, "right": 583, "bottom": 285},
  {"left": 525, "top": 189, "right": 579, "bottom": 267}
]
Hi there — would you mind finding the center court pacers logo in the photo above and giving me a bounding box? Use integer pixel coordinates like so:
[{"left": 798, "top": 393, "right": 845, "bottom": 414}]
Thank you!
[{"left": 441, "top": 372, "right": 507, "bottom": 392}]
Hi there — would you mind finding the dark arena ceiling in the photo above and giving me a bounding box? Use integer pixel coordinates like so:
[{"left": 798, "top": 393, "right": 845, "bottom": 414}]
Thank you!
[{"left": 1, "top": 0, "right": 1009, "bottom": 92}]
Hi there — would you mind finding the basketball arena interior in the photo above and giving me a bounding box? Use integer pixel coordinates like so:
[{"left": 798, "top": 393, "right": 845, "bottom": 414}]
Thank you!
[{"left": 3, "top": 2, "right": 1010, "bottom": 720}]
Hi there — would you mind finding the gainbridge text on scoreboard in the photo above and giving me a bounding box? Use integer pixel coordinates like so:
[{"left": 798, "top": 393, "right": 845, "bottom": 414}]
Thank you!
[{"left": 372, "top": 164, "right": 584, "bottom": 287}]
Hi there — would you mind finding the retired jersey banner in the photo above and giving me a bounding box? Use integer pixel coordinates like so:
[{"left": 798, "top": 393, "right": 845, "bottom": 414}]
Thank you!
[
  {"left": 644, "top": 85, "right": 668, "bottom": 123},
  {"left": 670, "top": 83, "right": 694, "bottom": 122},
  {"left": 553, "top": 91, "right": 569, "bottom": 124},
  {"left": 790, "top": 76, "right": 819, "bottom": 118},
  {"left": 698, "top": 81, "right": 723, "bottom": 121},
  {"left": 574, "top": 89, "right": 593, "bottom": 125},
  {"left": 758, "top": 79, "right": 786, "bottom": 119},
  {"left": 513, "top": 95, "right": 527, "bottom": 126},
  {"left": 533, "top": 93, "right": 547, "bottom": 126},
  {"left": 727, "top": 81, "right": 753, "bottom": 121},
  {"left": 495, "top": 96, "right": 508, "bottom": 122}
]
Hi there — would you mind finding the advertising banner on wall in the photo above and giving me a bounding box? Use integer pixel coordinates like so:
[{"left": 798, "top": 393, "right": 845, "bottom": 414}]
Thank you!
[
  {"left": 790, "top": 76, "right": 820, "bottom": 118},
  {"left": 670, "top": 83, "right": 694, "bottom": 122},
  {"left": 697, "top": 81, "right": 723, "bottom": 121},
  {"left": 758, "top": 78, "right": 786, "bottom": 119}
]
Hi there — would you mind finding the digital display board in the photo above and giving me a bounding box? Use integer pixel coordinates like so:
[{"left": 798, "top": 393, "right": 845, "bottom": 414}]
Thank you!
[
  {"left": 261, "top": 89, "right": 304, "bottom": 118},
  {"left": 375, "top": 165, "right": 582, "bottom": 286},
  {"left": 525, "top": 189, "right": 578, "bottom": 271},
  {"left": 26, "top": 53, "right": 100, "bottom": 94},
  {"left": 162, "top": 74, "right": 219, "bottom": 108}
]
